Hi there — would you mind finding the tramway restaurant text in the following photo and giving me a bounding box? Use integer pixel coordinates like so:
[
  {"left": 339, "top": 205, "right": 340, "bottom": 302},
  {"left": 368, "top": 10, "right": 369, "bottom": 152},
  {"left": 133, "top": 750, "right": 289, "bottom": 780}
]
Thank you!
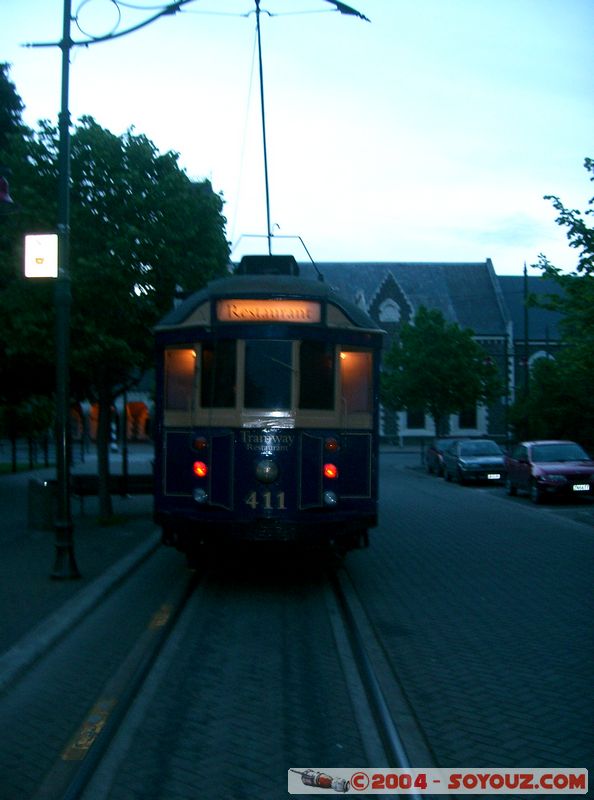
[{"left": 217, "top": 299, "right": 321, "bottom": 323}]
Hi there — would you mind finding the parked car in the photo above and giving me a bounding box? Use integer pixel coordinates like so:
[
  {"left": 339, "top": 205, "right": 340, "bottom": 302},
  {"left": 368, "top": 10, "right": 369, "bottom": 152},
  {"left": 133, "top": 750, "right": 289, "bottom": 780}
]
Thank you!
[
  {"left": 443, "top": 438, "right": 506, "bottom": 484},
  {"left": 425, "top": 436, "right": 461, "bottom": 476},
  {"left": 505, "top": 440, "right": 594, "bottom": 503}
]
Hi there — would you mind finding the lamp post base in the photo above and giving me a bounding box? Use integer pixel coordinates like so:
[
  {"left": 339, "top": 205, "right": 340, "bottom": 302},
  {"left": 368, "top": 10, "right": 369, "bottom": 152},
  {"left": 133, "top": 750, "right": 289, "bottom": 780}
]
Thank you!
[{"left": 51, "top": 522, "right": 81, "bottom": 580}]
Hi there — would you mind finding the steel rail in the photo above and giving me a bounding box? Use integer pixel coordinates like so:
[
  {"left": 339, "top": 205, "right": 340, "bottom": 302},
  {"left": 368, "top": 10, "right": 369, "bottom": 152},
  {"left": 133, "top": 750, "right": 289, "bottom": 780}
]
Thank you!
[
  {"left": 327, "top": 569, "right": 427, "bottom": 800},
  {"left": 33, "top": 571, "right": 196, "bottom": 800},
  {"left": 329, "top": 573, "right": 415, "bottom": 765}
]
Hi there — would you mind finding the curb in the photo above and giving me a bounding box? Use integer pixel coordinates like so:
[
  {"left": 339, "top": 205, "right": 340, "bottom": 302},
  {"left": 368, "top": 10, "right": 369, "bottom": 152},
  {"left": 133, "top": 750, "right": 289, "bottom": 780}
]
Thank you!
[{"left": 0, "top": 531, "right": 161, "bottom": 695}]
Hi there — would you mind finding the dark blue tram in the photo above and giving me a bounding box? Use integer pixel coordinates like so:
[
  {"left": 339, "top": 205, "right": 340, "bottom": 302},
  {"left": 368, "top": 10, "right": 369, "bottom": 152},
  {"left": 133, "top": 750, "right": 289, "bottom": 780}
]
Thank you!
[{"left": 153, "top": 255, "right": 383, "bottom": 557}]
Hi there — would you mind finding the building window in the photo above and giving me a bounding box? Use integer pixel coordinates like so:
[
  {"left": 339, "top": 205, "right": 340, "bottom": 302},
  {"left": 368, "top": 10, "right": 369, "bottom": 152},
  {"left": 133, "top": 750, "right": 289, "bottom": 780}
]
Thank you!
[
  {"left": 458, "top": 405, "right": 477, "bottom": 429},
  {"left": 406, "top": 408, "right": 425, "bottom": 429},
  {"left": 379, "top": 299, "right": 400, "bottom": 323}
]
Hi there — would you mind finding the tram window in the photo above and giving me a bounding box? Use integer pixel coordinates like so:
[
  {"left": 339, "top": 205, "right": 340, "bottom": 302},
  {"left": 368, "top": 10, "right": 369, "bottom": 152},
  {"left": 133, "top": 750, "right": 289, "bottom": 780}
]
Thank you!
[
  {"left": 165, "top": 348, "right": 196, "bottom": 411},
  {"left": 340, "top": 350, "right": 372, "bottom": 413},
  {"left": 201, "top": 340, "right": 236, "bottom": 408},
  {"left": 299, "top": 341, "right": 335, "bottom": 409},
  {"left": 244, "top": 340, "right": 292, "bottom": 409}
]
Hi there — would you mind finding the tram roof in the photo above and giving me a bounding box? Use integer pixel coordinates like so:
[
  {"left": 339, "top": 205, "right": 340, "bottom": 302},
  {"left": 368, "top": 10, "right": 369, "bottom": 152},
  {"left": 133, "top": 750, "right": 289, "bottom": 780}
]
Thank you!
[{"left": 156, "top": 272, "right": 381, "bottom": 331}]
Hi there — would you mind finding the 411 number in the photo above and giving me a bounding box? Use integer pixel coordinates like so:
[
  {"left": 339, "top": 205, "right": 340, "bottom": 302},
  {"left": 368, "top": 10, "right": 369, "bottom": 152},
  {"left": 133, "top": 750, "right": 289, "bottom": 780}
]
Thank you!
[{"left": 245, "top": 490, "right": 286, "bottom": 510}]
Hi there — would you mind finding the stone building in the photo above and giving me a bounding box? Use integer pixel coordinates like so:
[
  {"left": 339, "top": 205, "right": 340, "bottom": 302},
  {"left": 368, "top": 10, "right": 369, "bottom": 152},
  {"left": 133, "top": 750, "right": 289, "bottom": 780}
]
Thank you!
[{"left": 300, "top": 260, "right": 562, "bottom": 444}]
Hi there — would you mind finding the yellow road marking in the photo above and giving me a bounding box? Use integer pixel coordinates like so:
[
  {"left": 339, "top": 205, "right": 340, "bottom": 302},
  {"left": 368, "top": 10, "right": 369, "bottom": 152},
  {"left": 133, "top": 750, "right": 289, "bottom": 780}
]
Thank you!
[
  {"left": 149, "top": 603, "right": 173, "bottom": 629},
  {"left": 62, "top": 698, "right": 117, "bottom": 761}
]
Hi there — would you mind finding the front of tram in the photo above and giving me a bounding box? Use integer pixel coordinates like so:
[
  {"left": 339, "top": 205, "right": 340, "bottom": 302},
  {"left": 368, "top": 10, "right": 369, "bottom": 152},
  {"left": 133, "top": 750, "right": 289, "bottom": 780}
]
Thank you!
[{"left": 154, "top": 255, "right": 383, "bottom": 557}]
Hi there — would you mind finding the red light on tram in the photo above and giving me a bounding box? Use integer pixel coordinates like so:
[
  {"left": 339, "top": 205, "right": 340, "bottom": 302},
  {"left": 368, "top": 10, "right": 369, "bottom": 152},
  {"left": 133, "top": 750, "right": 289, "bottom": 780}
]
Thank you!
[
  {"left": 324, "top": 437, "right": 339, "bottom": 453},
  {"left": 323, "top": 463, "right": 339, "bottom": 480},
  {"left": 193, "top": 461, "right": 208, "bottom": 478}
]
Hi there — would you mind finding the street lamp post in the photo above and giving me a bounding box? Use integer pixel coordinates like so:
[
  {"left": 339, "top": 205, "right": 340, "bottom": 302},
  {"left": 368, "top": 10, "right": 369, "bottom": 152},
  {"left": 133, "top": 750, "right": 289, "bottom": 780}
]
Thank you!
[
  {"left": 52, "top": 0, "right": 79, "bottom": 578},
  {"left": 523, "top": 261, "right": 530, "bottom": 396}
]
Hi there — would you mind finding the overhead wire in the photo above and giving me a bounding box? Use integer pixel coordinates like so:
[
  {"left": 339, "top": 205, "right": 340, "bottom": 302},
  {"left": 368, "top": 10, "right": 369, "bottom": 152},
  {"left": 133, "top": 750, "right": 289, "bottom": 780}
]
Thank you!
[{"left": 229, "top": 22, "right": 259, "bottom": 250}]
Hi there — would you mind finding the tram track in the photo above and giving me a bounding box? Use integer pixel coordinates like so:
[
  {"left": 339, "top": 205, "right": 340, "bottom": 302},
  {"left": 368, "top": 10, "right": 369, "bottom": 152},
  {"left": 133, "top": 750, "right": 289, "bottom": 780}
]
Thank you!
[
  {"left": 325, "top": 565, "right": 437, "bottom": 787},
  {"left": 31, "top": 548, "right": 434, "bottom": 800},
  {"left": 31, "top": 567, "right": 196, "bottom": 800},
  {"left": 326, "top": 569, "right": 423, "bottom": 772}
]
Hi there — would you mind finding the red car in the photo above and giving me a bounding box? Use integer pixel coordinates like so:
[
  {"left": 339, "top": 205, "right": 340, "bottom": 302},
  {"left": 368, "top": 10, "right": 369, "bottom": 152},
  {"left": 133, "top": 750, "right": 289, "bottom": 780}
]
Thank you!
[
  {"left": 425, "top": 436, "right": 461, "bottom": 476},
  {"left": 505, "top": 440, "right": 594, "bottom": 503}
]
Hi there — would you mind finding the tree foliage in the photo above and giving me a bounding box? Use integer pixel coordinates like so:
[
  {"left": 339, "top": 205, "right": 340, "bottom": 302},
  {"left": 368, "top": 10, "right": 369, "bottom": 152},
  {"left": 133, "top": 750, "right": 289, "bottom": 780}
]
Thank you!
[
  {"left": 0, "top": 65, "right": 230, "bottom": 504},
  {"left": 0, "top": 62, "right": 26, "bottom": 151},
  {"left": 0, "top": 70, "right": 229, "bottom": 406},
  {"left": 511, "top": 157, "right": 594, "bottom": 445},
  {"left": 67, "top": 116, "right": 229, "bottom": 396},
  {"left": 381, "top": 306, "right": 502, "bottom": 435},
  {"left": 0, "top": 65, "right": 57, "bottom": 408}
]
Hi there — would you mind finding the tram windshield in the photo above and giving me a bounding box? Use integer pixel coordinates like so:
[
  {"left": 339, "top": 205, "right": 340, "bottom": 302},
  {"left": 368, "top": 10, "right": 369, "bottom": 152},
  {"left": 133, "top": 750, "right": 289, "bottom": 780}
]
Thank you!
[
  {"left": 244, "top": 340, "right": 292, "bottom": 409},
  {"left": 299, "top": 341, "right": 335, "bottom": 410}
]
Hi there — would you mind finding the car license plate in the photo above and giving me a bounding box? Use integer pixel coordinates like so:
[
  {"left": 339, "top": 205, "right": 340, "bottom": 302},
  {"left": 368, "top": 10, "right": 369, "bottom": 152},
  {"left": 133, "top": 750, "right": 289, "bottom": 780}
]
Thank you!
[
  {"left": 487, "top": 473, "right": 501, "bottom": 480},
  {"left": 573, "top": 484, "right": 589, "bottom": 492}
]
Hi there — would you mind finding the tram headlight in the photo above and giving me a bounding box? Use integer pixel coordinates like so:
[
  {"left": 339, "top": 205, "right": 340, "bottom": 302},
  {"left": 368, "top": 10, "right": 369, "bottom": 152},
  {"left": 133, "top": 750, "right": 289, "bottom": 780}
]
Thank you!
[{"left": 255, "top": 458, "right": 279, "bottom": 483}]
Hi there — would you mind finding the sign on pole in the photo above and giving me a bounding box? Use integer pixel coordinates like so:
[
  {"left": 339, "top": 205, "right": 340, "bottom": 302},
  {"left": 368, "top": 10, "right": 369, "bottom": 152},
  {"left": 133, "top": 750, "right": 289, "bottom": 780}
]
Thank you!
[{"left": 24, "top": 234, "right": 59, "bottom": 278}]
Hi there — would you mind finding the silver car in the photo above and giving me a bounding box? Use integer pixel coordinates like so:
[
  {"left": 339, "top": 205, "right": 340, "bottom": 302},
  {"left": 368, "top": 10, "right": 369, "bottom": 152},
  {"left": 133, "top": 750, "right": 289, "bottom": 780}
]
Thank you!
[{"left": 443, "top": 439, "right": 506, "bottom": 484}]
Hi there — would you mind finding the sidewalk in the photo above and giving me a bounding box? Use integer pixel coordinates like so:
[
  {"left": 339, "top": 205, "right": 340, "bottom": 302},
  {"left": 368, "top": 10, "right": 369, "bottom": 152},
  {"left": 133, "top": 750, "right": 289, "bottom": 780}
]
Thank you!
[{"left": 0, "top": 444, "right": 160, "bottom": 690}]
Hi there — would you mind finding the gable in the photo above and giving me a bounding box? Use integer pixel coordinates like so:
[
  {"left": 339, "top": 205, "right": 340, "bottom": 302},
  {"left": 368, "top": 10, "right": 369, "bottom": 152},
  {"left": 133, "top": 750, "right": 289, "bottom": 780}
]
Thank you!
[{"left": 300, "top": 261, "right": 508, "bottom": 336}]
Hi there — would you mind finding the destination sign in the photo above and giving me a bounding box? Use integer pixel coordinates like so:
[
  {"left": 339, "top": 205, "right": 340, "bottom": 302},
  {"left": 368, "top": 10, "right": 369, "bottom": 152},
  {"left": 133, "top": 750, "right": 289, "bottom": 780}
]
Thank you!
[{"left": 217, "top": 299, "right": 321, "bottom": 324}]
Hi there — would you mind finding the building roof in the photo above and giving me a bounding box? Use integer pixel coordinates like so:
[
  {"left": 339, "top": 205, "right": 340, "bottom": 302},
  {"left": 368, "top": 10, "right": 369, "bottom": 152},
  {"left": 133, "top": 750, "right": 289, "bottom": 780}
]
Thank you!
[
  {"left": 161, "top": 260, "right": 564, "bottom": 344},
  {"left": 299, "top": 260, "right": 509, "bottom": 335}
]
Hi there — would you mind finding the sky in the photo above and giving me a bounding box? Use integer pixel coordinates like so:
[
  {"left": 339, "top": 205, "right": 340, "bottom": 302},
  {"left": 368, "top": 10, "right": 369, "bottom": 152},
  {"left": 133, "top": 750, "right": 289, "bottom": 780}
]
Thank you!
[{"left": 2, "top": 0, "right": 593, "bottom": 274}]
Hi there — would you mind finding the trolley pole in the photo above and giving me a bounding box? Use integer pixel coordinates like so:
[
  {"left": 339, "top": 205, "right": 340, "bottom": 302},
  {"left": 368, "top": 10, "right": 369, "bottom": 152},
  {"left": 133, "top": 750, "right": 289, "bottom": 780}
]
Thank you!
[
  {"left": 255, "top": 0, "right": 273, "bottom": 255},
  {"left": 52, "top": 0, "right": 80, "bottom": 579}
]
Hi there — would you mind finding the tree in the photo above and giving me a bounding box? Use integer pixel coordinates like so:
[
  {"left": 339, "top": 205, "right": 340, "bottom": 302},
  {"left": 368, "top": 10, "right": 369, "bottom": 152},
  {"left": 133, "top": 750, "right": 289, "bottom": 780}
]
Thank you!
[
  {"left": 533, "top": 158, "right": 594, "bottom": 344},
  {"left": 0, "top": 62, "right": 26, "bottom": 152},
  {"left": 508, "top": 358, "right": 568, "bottom": 441},
  {"left": 0, "top": 65, "right": 57, "bottom": 449},
  {"left": 0, "top": 67, "right": 229, "bottom": 511},
  {"left": 65, "top": 117, "right": 229, "bottom": 515},
  {"left": 381, "top": 306, "right": 502, "bottom": 435},
  {"left": 540, "top": 157, "right": 594, "bottom": 277},
  {"left": 512, "top": 157, "right": 594, "bottom": 445}
]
